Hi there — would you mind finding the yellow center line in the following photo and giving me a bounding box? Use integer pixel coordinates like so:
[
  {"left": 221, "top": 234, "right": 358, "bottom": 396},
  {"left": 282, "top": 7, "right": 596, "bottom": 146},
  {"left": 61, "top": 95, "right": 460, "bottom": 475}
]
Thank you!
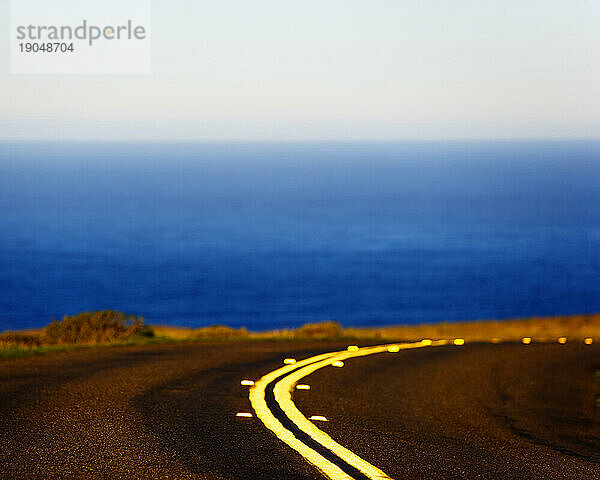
[
  {"left": 249, "top": 340, "right": 450, "bottom": 480},
  {"left": 249, "top": 351, "right": 354, "bottom": 479}
]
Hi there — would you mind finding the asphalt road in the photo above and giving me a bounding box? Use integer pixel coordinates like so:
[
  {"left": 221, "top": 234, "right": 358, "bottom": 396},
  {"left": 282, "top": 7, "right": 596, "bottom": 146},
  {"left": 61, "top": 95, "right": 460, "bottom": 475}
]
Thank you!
[{"left": 0, "top": 341, "right": 598, "bottom": 479}]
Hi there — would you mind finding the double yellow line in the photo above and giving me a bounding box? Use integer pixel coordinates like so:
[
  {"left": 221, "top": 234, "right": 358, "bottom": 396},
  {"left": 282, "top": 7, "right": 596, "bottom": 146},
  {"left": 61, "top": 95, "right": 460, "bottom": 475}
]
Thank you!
[{"left": 249, "top": 340, "right": 450, "bottom": 480}]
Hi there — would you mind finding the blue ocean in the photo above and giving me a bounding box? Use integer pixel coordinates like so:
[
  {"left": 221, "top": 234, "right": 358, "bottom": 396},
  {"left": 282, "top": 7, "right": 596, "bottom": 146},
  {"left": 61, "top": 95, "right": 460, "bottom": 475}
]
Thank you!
[{"left": 0, "top": 141, "right": 598, "bottom": 331}]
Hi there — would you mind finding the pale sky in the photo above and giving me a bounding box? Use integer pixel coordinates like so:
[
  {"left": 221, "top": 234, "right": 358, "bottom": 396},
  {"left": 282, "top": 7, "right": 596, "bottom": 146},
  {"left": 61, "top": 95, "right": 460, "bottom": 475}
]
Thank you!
[{"left": 1, "top": 0, "right": 599, "bottom": 141}]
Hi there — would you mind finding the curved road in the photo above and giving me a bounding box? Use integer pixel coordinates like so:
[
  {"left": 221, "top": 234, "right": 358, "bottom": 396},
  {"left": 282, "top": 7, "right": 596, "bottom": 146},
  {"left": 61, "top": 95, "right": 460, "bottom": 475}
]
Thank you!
[{"left": 0, "top": 340, "right": 598, "bottom": 479}]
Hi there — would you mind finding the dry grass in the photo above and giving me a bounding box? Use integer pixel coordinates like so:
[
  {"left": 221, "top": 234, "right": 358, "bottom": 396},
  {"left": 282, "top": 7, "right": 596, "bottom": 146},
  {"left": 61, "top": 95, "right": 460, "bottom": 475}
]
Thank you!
[
  {"left": 0, "top": 331, "right": 42, "bottom": 348},
  {"left": 150, "top": 325, "right": 197, "bottom": 340},
  {"left": 294, "top": 321, "right": 343, "bottom": 338},
  {"left": 152, "top": 314, "right": 600, "bottom": 343},
  {"left": 153, "top": 321, "right": 343, "bottom": 341},
  {"left": 152, "top": 325, "right": 249, "bottom": 340},
  {"left": 347, "top": 313, "right": 600, "bottom": 343},
  {"left": 2, "top": 312, "right": 598, "bottom": 358}
]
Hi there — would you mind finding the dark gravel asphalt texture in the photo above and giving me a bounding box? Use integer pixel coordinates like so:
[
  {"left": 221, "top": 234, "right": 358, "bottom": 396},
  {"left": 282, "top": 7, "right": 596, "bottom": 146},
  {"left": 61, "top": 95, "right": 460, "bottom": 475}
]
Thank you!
[{"left": 0, "top": 341, "right": 598, "bottom": 479}]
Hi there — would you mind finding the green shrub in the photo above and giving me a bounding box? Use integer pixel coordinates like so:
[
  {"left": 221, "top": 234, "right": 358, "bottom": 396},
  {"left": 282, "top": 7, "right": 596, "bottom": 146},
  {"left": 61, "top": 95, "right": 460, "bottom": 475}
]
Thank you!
[{"left": 42, "top": 310, "right": 152, "bottom": 345}]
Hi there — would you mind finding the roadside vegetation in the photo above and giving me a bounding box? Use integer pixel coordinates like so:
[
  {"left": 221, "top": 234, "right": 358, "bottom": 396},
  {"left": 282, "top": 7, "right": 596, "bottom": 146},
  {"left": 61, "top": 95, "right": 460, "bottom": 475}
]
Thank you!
[
  {"left": 1, "top": 311, "right": 598, "bottom": 360},
  {"left": 43, "top": 311, "right": 152, "bottom": 345},
  {"left": 0, "top": 311, "right": 153, "bottom": 359},
  {"left": 348, "top": 313, "right": 600, "bottom": 343}
]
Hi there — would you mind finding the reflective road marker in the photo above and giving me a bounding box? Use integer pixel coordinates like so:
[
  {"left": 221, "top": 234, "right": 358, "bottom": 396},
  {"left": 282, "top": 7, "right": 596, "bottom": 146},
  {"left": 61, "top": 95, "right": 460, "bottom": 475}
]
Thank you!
[{"left": 309, "top": 415, "right": 328, "bottom": 422}]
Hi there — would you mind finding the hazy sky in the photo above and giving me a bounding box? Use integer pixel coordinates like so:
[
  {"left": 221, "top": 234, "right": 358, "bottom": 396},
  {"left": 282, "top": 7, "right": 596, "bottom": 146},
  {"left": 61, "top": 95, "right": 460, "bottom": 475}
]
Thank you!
[{"left": 1, "top": 0, "right": 599, "bottom": 141}]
